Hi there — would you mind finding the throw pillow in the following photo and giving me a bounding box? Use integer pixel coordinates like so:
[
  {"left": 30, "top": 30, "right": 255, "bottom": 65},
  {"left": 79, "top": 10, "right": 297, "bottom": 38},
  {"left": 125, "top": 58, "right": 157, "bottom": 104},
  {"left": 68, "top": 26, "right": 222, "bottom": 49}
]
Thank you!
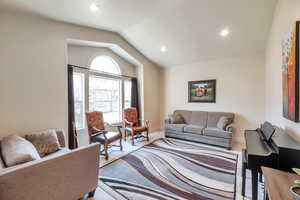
[
  {"left": 1, "top": 135, "right": 41, "bottom": 167},
  {"left": 171, "top": 113, "right": 185, "bottom": 124},
  {"left": 26, "top": 129, "right": 60, "bottom": 157},
  {"left": 217, "top": 116, "right": 231, "bottom": 130}
]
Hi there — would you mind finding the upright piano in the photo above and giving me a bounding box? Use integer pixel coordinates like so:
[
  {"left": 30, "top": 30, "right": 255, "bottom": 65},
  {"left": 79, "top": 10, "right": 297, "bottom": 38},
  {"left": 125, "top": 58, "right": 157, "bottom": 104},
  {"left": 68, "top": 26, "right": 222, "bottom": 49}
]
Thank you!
[{"left": 243, "top": 127, "right": 300, "bottom": 200}]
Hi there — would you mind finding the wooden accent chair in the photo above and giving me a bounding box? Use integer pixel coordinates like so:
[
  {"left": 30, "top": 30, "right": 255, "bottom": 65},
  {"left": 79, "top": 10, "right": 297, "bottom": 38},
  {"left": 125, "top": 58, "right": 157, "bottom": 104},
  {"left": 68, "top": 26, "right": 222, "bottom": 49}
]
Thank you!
[
  {"left": 123, "top": 108, "right": 149, "bottom": 145},
  {"left": 86, "top": 111, "right": 122, "bottom": 160}
]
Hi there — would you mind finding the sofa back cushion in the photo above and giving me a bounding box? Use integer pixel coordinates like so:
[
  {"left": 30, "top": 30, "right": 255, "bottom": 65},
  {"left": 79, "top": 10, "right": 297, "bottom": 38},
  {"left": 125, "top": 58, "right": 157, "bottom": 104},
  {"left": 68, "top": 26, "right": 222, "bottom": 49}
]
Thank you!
[
  {"left": 1, "top": 135, "right": 41, "bottom": 167},
  {"left": 207, "top": 112, "right": 234, "bottom": 128},
  {"left": 189, "top": 111, "right": 208, "bottom": 127},
  {"left": 174, "top": 110, "right": 192, "bottom": 124},
  {"left": 26, "top": 129, "right": 60, "bottom": 157}
]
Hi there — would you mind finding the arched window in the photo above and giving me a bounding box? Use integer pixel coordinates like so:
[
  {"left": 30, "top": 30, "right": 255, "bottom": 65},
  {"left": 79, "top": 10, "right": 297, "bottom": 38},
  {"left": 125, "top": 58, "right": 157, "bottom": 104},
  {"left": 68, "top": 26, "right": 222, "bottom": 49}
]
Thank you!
[
  {"left": 90, "top": 56, "right": 121, "bottom": 75},
  {"left": 73, "top": 55, "right": 132, "bottom": 127}
]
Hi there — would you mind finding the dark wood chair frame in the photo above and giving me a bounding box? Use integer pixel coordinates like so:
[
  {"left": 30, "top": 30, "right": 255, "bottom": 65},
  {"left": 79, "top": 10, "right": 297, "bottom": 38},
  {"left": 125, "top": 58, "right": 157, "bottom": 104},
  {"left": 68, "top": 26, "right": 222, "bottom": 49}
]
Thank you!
[
  {"left": 89, "top": 122, "right": 123, "bottom": 160},
  {"left": 124, "top": 119, "right": 149, "bottom": 145}
]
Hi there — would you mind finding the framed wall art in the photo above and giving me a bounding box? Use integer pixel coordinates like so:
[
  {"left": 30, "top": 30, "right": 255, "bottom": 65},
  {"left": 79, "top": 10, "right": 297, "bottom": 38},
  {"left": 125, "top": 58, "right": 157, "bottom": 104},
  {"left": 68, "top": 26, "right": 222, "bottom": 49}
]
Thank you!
[
  {"left": 282, "top": 21, "right": 300, "bottom": 122},
  {"left": 188, "top": 79, "right": 216, "bottom": 103}
]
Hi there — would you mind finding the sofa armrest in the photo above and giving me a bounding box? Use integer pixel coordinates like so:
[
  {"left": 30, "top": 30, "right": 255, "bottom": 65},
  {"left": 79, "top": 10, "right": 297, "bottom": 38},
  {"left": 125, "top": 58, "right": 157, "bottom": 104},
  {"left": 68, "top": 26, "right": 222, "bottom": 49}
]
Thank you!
[
  {"left": 165, "top": 118, "right": 171, "bottom": 125},
  {"left": 0, "top": 143, "right": 100, "bottom": 200},
  {"left": 226, "top": 124, "right": 234, "bottom": 132}
]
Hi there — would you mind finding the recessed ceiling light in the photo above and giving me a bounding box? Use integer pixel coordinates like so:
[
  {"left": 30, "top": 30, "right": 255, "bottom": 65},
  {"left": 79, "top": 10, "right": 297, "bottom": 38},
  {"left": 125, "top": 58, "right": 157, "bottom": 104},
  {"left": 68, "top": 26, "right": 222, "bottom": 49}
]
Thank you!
[
  {"left": 90, "top": 3, "right": 100, "bottom": 12},
  {"left": 160, "top": 46, "right": 167, "bottom": 53},
  {"left": 220, "top": 29, "right": 230, "bottom": 37}
]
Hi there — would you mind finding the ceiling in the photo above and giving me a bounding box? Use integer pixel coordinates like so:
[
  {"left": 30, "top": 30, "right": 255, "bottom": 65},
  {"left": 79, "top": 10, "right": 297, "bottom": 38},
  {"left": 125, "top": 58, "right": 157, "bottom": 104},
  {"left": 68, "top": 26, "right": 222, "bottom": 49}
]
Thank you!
[{"left": 0, "top": 0, "right": 278, "bottom": 67}]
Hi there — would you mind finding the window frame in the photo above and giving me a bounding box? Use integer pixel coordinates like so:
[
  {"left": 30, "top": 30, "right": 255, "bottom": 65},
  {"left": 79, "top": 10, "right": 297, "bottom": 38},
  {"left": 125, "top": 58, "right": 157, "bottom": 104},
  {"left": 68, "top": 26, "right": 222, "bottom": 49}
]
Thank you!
[
  {"left": 88, "top": 74, "right": 122, "bottom": 124},
  {"left": 73, "top": 71, "right": 86, "bottom": 130},
  {"left": 124, "top": 79, "right": 132, "bottom": 109}
]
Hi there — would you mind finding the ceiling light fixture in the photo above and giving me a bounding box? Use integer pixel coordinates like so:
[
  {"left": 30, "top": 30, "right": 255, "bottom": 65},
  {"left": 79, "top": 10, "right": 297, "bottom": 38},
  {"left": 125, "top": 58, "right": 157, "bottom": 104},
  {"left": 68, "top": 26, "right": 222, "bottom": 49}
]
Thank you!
[
  {"left": 220, "top": 29, "right": 230, "bottom": 37},
  {"left": 160, "top": 46, "right": 167, "bottom": 53},
  {"left": 90, "top": 3, "right": 100, "bottom": 12}
]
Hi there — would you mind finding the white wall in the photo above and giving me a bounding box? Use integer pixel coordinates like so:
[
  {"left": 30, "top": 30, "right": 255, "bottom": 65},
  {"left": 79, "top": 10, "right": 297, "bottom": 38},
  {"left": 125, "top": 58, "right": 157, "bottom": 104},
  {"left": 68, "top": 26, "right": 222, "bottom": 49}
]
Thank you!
[
  {"left": 67, "top": 45, "right": 136, "bottom": 77},
  {"left": 0, "top": 11, "right": 162, "bottom": 140},
  {"left": 265, "top": 0, "right": 300, "bottom": 140},
  {"left": 163, "top": 55, "right": 266, "bottom": 143}
]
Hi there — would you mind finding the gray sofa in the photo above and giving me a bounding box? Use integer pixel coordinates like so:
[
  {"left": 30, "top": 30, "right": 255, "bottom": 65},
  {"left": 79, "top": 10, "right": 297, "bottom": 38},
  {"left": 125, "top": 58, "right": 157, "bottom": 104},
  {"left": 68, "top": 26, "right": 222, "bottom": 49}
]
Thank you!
[
  {"left": 165, "top": 110, "right": 234, "bottom": 149},
  {"left": 0, "top": 130, "right": 100, "bottom": 200}
]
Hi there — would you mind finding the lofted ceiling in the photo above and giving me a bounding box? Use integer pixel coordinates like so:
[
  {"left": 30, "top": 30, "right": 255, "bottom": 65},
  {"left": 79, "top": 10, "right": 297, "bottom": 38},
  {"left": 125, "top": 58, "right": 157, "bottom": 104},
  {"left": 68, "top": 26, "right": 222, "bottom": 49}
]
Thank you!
[{"left": 0, "top": 0, "right": 277, "bottom": 67}]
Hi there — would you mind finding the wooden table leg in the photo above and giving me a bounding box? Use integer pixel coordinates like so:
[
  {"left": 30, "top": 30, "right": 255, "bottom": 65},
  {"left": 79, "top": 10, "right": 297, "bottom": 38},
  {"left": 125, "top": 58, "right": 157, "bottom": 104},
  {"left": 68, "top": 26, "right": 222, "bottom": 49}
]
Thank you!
[{"left": 251, "top": 169, "right": 258, "bottom": 200}]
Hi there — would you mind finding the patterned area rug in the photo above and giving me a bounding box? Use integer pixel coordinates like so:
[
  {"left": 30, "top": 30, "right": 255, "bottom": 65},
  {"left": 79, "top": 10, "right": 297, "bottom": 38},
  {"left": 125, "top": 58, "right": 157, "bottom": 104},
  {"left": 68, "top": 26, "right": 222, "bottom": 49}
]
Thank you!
[{"left": 99, "top": 138, "right": 238, "bottom": 200}]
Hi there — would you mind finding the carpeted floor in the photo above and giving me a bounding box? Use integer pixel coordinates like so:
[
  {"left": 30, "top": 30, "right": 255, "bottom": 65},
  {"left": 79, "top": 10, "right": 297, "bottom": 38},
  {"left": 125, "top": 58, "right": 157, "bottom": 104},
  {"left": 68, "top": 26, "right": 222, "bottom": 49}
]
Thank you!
[{"left": 99, "top": 138, "right": 238, "bottom": 200}]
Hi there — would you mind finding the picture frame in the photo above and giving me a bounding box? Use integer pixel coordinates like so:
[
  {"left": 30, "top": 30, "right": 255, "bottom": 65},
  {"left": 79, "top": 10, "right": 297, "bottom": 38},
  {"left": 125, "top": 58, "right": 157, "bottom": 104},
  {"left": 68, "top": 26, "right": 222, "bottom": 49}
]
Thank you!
[
  {"left": 282, "top": 21, "right": 300, "bottom": 122},
  {"left": 188, "top": 79, "right": 216, "bottom": 103}
]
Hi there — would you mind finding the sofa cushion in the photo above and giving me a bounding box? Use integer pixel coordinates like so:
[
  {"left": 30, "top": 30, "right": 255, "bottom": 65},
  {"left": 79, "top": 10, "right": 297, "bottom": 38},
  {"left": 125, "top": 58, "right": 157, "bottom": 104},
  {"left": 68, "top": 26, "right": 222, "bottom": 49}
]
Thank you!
[
  {"left": 183, "top": 125, "right": 204, "bottom": 134},
  {"left": 165, "top": 124, "right": 186, "bottom": 132},
  {"left": 26, "top": 129, "right": 60, "bottom": 157},
  {"left": 207, "top": 112, "right": 234, "bottom": 128},
  {"left": 217, "top": 116, "right": 232, "bottom": 130},
  {"left": 170, "top": 113, "right": 185, "bottom": 124},
  {"left": 1, "top": 135, "right": 41, "bottom": 167},
  {"left": 203, "top": 128, "right": 232, "bottom": 139},
  {"left": 189, "top": 111, "right": 208, "bottom": 127},
  {"left": 43, "top": 148, "right": 71, "bottom": 159},
  {"left": 166, "top": 132, "right": 231, "bottom": 148}
]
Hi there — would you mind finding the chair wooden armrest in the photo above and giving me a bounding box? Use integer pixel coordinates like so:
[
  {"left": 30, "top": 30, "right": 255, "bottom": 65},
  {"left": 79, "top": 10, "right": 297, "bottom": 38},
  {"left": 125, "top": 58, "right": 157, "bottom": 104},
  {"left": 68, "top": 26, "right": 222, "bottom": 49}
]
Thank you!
[
  {"left": 104, "top": 122, "right": 122, "bottom": 129},
  {"left": 124, "top": 119, "right": 134, "bottom": 127},
  {"left": 104, "top": 123, "right": 122, "bottom": 136},
  {"left": 90, "top": 127, "right": 108, "bottom": 139},
  {"left": 139, "top": 119, "right": 149, "bottom": 128}
]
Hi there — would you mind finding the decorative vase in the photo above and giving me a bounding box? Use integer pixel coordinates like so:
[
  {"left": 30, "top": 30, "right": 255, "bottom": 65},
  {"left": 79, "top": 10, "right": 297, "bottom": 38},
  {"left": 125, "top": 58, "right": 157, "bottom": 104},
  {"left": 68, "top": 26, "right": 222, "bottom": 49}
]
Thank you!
[{"left": 290, "top": 186, "right": 300, "bottom": 200}]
